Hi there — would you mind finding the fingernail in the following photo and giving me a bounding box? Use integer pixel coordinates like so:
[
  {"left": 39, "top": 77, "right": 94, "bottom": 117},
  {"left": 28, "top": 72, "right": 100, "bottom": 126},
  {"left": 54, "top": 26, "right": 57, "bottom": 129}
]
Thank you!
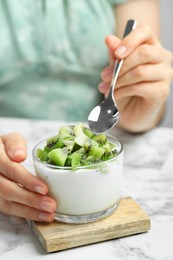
[
  {"left": 35, "top": 186, "right": 45, "bottom": 195},
  {"left": 41, "top": 202, "right": 54, "bottom": 212},
  {"left": 38, "top": 212, "right": 51, "bottom": 222},
  {"left": 98, "top": 82, "right": 106, "bottom": 91},
  {"left": 115, "top": 46, "right": 126, "bottom": 56},
  {"left": 8, "top": 149, "right": 25, "bottom": 159}
]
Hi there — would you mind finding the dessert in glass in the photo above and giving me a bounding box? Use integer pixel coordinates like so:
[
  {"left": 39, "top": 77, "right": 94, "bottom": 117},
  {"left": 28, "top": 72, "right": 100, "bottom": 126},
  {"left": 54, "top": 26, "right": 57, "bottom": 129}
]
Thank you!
[{"left": 32, "top": 124, "right": 123, "bottom": 224}]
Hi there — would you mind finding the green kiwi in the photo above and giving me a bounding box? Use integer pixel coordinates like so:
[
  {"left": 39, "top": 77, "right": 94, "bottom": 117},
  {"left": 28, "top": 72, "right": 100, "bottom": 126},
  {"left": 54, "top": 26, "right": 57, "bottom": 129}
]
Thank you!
[
  {"left": 92, "top": 134, "right": 107, "bottom": 145},
  {"left": 59, "top": 125, "right": 75, "bottom": 139},
  {"left": 88, "top": 146, "right": 105, "bottom": 158},
  {"left": 74, "top": 124, "right": 83, "bottom": 136},
  {"left": 83, "top": 127, "right": 94, "bottom": 138},
  {"left": 36, "top": 148, "right": 48, "bottom": 161},
  {"left": 62, "top": 137, "right": 74, "bottom": 147},
  {"left": 46, "top": 135, "right": 59, "bottom": 145},
  {"left": 71, "top": 151, "right": 82, "bottom": 170},
  {"left": 83, "top": 138, "right": 99, "bottom": 151},
  {"left": 36, "top": 123, "right": 118, "bottom": 170},
  {"left": 101, "top": 142, "right": 112, "bottom": 152},
  {"left": 101, "top": 150, "right": 117, "bottom": 161},
  {"left": 66, "top": 148, "right": 85, "bottom": 170},
  {"left": 44, "top": 137, "right": 64, "bottom": 152},
  {"left": 48, "top": 147, "right": 72, "bottom": 166},
  {"left": 74, "top": 132, "right": 89, "bottom": 147}
]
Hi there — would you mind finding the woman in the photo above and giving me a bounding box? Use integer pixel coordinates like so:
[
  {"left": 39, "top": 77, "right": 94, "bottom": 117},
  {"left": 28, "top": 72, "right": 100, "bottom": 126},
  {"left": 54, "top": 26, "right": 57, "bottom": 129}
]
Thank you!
[{"left": 0, "top": 0, "right": 172, "bottom": 222}]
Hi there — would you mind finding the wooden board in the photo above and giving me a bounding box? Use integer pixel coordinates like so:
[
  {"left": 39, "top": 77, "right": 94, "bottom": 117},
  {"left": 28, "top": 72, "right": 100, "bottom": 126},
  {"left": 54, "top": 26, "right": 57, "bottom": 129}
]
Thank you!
[{"left": 29, "top": 197, "right": 150, "bottom": 253}]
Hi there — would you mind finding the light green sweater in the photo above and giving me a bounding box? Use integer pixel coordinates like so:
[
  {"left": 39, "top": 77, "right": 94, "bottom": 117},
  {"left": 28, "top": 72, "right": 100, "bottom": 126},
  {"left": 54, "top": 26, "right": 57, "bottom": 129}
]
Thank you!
[{"left": 0, "top": 0, "right": 126, "bottom": 121}]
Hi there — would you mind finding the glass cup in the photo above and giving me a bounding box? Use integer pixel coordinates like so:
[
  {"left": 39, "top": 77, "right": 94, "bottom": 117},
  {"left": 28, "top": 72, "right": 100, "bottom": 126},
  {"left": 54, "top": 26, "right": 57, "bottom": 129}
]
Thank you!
[{"left": 32, "top": 135, "right": 123, "bottom": 224}]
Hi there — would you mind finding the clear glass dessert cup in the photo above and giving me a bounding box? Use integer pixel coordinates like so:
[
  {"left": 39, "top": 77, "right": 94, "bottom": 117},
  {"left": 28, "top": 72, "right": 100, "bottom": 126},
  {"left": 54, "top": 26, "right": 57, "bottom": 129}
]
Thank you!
[{"left": 32, "top": 135, "right": 123, "bottom": 224}]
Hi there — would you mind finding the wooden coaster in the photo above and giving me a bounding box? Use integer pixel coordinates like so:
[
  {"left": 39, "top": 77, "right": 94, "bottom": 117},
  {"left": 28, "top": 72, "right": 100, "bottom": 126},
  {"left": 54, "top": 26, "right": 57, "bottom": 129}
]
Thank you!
[{"left": 29, "top": 197, "right": 150, "bottom": 253}]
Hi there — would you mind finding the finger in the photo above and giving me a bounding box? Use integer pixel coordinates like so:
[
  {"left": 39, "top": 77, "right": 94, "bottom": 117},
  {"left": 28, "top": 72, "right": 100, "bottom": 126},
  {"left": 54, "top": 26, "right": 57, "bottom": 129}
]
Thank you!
[
  {"left": 100, "top": 61, "right": 172, "bottom": 89},
  {"left": 101, "top": 64, "right": 114, "bottom": 83},
  {"left": 114, "top": 24, "right": 160, "bottom": 59},
  {"left": 116, "top": 63, "right": 173, "bottom": 88},
  {"left": 98, "top": 82, "right": 110, "bottom": 97},
  {"left": 119, "top": 45, "right": 172, "bottom": 77},
  {"left": 0, "top": 149, "right": 48, "bottom": 195},
  {"left": 105, "top": 35, "right": 121, "bottom": 63},
  {"left": 0, "top": 198, "right": 55, "bottom": 222},
  {"left": 114, "top": 81, "right": 170, "bottom": 102},
  {"left": 1, "top": 133, "right": 27, "bottom": 162},
  {"left": 0, "top": 173, "right": 57, "bottom": 212}
]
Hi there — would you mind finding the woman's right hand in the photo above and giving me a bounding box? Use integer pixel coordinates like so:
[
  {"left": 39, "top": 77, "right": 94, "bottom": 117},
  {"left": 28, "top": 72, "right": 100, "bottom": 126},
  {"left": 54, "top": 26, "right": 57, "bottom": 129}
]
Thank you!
[{"left": 0, "top": 133, "right": 57, "bottom": 222}]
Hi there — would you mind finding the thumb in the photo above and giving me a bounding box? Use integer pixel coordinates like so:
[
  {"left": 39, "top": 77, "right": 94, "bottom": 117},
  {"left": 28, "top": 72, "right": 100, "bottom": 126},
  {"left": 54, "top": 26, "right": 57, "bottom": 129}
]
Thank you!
[{"left": 1, "top": 132, "right": 27, "bottom": 162}]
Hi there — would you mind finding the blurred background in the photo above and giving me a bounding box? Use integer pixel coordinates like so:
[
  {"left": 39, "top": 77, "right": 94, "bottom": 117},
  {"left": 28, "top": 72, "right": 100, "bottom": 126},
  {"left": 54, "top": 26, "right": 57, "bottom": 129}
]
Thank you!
[{"left": 160, "top": 0, "right": 173, "bottom": 127}]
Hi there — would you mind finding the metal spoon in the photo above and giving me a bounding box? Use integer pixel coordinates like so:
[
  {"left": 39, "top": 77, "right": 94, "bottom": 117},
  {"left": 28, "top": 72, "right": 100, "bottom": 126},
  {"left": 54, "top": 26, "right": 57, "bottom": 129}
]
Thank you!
[{"left": 88, "top": 19, "right": 137, "bottom": 133}]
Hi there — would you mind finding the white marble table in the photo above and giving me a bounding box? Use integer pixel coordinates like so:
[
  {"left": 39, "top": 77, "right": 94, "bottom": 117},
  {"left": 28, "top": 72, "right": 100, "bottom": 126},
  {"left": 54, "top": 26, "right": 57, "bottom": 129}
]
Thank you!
[{"left": 0, "top": 117, "right": 173, "bottom": 260}]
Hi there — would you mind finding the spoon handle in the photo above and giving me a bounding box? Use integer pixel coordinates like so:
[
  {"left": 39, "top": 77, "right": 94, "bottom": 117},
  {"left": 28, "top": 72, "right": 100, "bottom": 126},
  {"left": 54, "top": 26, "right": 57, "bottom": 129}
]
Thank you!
[
  {"left": 109, "top": 20, "right": 137, "bottom": 99},
  {"left": 122, "top": 19, "right": 137, "bottom": 38}
]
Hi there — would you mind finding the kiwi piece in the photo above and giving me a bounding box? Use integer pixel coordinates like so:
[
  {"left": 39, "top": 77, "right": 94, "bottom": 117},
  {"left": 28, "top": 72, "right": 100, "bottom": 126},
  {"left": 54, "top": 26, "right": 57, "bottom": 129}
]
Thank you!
[
  {"left": 74, "top": 132, "right": 89, "bottom": 147},
  {"left": 101, "top": 142, "right": 112, "bottom": 153},
  {"left": 62, "top": 137, "right": 75, "bottom": 147},
  {"left": 101, "top": 150, "right": 117, "bottom": 161},
  {"left": 74, "top": 124, "right": 83, "bottom": 136},
  {"left": 83, "top": 138, "right": 99, "bottom": 151},
  {"left": 48, "top": 147, "right": 71, "bottom": 166},
  {"left": 83, "top": 127, "right": 94, "bottom": 138},
  {"left": 66, "top": 148, "right": 85, "bottom": 169},
  {"left": 44, "top": 137, "right": 64, "bottom": 152},
  {"left": 88, "top": 146, "right": 105, "bottom": 158},
  {"left": 47, "top": 135, "right": 59, "bottom": 144},
  {"left": 59, "top": 125, "right": 75, "bottom": 139},
  {"left": 71, "top": 151, "right": 82, "bottom": 170},
  {"left": 72, "top": 143, "right": 81, "bottom": 152},
  {"left": 92, "top": 134, "right": 107, "bottom": 145},
  {"left": 36, "top": 148, "right": 48, "bottom": 161}
]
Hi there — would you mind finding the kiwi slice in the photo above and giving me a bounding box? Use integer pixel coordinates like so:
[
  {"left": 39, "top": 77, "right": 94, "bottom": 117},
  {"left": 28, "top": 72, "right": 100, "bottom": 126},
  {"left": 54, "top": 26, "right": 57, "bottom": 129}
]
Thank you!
[
  {"left": 62, "top": 137, "right": 75, "bottom": 147},
  {"left": 36, "top": 148, "right": 48, "bottom": 161},
  {"left": 88, "top": 146, "right": 105, "bottom": 158},
  {"left": 44, "top": 136, "right": 64, "bottom": 152},
  {"left": 83, "top": 138, "right": 99, "bottom": 151},
  {"left": 101, "top": 150, "right": 117, "bottom": 161},
  {"left": 83, "top": 126, "right": 94, "bottom": 138},
  {"left": 101, "top": 142, "right": 112, "bottom": 153},
  {"left": 71, "top": 151, "right": 83, "bottom": 170},
  {"left": 66, "top": 148, "right": 85, "bottom": 170},
  {"left": 74, "top": 132, "right": 89, "bottom": 147},
  {"left": 92, "top": 133, "right": 107, "bottom": 144},
  {"left": 59, "top": 125, "right": 75, "bottom": 139},
  {"left": 47, "top": 134, "right": 59, "bottom": 144},
  {"left": 48, "top": 147, "right": 71, "bottom": 166},
  {"left": 36, "top": 123, "right": 118, "bottom": 169},
  {"left": 74, "top": 124, "right": 83, "bottom": 136}
]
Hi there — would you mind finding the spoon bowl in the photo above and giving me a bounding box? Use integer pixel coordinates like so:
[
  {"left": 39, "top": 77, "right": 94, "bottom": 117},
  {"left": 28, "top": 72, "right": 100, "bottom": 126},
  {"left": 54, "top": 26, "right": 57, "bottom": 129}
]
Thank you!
[
  {"left": 88, "top": 59, "right": 123, "bottom": 133},
  {"left": 88, "top": 20, "right": 137, "bottom": 133}
]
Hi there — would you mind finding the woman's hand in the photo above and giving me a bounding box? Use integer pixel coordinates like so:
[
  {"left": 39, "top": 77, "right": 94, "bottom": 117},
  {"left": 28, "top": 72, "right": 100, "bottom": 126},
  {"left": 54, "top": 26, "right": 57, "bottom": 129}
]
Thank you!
[
  {"left": 0, "top": 133, "right": 56, "bottom": 222},
  {"left": 99, "top": 24, "right": 173, "bottom": 133}
]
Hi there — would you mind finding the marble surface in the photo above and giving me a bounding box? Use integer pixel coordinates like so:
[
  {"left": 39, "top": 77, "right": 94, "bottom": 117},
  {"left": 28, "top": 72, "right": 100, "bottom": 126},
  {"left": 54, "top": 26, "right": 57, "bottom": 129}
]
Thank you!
[{"left": 0, "top": 117, "right": 173, "bottom": 260}]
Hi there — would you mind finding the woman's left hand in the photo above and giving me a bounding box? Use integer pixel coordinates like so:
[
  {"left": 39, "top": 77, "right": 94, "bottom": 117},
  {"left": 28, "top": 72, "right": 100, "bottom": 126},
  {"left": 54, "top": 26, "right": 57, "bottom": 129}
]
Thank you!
[{"left": 99, "top": 24, "right": 173, "bottom": 133}]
